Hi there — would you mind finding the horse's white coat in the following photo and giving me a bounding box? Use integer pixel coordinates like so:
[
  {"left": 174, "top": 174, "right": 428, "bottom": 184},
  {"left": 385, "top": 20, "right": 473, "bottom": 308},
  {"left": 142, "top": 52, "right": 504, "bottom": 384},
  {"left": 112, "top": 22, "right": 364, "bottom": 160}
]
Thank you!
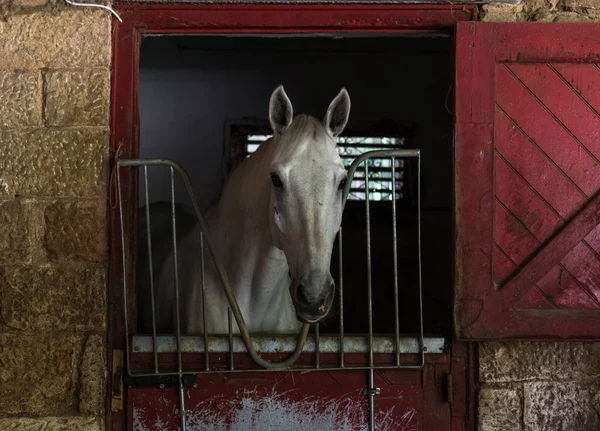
[{"left": 148, "top": 86, "right": 351, "bottom": 335}]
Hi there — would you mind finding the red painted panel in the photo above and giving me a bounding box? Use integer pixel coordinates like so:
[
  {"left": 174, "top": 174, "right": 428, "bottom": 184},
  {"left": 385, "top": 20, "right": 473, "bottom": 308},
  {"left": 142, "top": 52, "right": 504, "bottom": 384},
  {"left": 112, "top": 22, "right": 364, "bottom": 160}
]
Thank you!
[
  {"left": 496, "top": 64, "right": 600, "bottom": 198},
  {"left": 455, "top": 22, "right": 600, "bottom": 340},
  {"left": 494, "top": 201, "right": 539, "bottom": 265},
  {"left": 585, "top": 224, "right": 600, "bottom": 254},
  {"left": 509, "top": 63, "right": 600, "bottom": 161},
  {"left": 552, "top": 64, "right": 600, "bottom": 114},
  {"left": 499, "top": 194, "right": 600, "bottom": 306},
  {"left": 561, "top": 242, "right": 600, "bottom": 303},
  {"left": 494, "top": 109, "right": 585, "bottom": 219},
  {"left": 493, "top": 245, "right": 515, "bottom": 285},
  {"left": 536, "top": 265, "right": 599, "bottom": 310},
  {"left": 130, "top": 370, "right": 420, "bottom": 431},
  {"left": 494, "top": 155, "right": 562, "bottom": 243},
  {"left": 514, "top": 287, "right": 555, "bottom": 310}
]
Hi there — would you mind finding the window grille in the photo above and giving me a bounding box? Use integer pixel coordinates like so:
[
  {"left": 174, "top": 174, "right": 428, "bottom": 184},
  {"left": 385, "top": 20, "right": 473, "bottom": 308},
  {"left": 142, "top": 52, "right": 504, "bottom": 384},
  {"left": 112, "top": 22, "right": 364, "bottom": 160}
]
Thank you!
[{"left": 244, "top": 134, "right": 407, "bottom": 201}]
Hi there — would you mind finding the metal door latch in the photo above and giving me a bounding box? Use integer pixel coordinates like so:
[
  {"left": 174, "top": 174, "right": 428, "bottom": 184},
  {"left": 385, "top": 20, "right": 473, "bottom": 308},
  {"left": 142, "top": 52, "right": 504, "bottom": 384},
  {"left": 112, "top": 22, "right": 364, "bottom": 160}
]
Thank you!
[{"left": 363, "top": 387, "right": 381, "bottom": 396}]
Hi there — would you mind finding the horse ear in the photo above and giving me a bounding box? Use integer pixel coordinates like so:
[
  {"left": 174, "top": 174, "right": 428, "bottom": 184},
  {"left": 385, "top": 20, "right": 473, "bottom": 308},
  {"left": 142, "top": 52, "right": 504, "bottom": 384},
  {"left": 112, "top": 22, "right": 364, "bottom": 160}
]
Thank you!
[
  {"left": 269, "top": 85, "right": 293, "bottom": 135},
  {"left": 324, "top": 88, "right": 351, "bottom": 138}
]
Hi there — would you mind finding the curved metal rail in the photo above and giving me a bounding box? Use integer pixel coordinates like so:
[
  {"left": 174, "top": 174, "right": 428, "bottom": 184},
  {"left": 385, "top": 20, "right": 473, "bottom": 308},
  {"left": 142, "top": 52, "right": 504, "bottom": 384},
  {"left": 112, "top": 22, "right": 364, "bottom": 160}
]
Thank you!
[{"left": 118, "top": 158, "right": 310, "bottom": 370}]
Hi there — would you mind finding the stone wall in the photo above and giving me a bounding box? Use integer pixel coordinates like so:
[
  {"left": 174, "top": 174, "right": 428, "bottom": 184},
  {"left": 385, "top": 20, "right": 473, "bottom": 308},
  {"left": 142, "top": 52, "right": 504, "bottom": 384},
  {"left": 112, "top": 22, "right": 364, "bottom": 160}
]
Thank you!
[
  {"left": 478, "top": 343, "right": 600, "bottom": 430},
  {"left": 481, "top": 0, "right": 600, "bottom": 21},
  {"left": 0, "top": 1, "right": 110, "bottom": 429}
]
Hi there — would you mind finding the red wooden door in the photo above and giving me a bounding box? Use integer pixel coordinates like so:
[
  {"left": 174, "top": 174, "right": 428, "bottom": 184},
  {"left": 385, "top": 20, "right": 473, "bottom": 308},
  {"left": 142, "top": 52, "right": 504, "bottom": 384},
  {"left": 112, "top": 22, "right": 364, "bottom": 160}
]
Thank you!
[{"left": 455, "top": 22, "right": 600, "bottom": 340}]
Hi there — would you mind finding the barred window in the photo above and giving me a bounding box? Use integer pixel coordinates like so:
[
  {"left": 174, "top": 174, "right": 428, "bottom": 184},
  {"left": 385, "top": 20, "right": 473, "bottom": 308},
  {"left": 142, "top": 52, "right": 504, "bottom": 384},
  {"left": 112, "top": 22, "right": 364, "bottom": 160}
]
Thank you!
[{"left": 241, "top": 133, "right": 407, "bottom": 202}]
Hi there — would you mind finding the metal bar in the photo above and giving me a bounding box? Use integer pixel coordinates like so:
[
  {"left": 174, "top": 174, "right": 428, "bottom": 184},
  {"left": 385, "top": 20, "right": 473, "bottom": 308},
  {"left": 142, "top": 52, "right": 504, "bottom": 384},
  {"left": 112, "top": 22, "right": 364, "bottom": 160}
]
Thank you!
[
  {"left": 228, "top": 308, "right": 234, "bottom": 371},
  {"left": 368, "top": 368, "right": 376, "bottom": 431},
  {"left": 417, "top": 155, "right": 425, "bottom": 367},
  {"left": 170, "top": 167, "right": 187, "bottom": 431},
  {"left": 338, "top": 228, "right": 344, "bottom": 368},
  {"left": 342, "top": 150, "right": 420, "bottom": 207},
  {"left": 365, "top": 162, "right": 374, "bottom": 369},
  {"left": 132, "top": 335, "right": 445, "bottom": 355},
  {"left": 118, "top": 363, "right": 425, "bottom": 377},
  {"left": 200, "top": 232, "right": 209, "bottom": 371},
  {"left": 391, "top": 158, "right": 400, "bottom": 367},
  {"left": 365, "top": 162, "right": 376, "bottom": 431},
  {"left": 116, "top": 166, "right": 132, "bottom": 377},
  {"left": 338, "top": 143, "right": 405, "bottom": 149},
  {"left": 315, "top": 323, "right": 320, "bottom": 369},
  {"left": 143, "top": 166, "right": 159, "bottom": 374},
  {"left": 119, "top": 158, "right": 310, "bottom": 370}
]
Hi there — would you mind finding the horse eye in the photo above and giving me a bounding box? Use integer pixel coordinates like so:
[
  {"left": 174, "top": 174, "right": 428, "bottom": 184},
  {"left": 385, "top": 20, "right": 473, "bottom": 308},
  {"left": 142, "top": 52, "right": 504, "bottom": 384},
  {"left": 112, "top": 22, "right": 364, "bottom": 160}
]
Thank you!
[
  {"left": 270, "top": 173, "right": 284, "bottom": 188},
  {"left": 338, "top": 178, "right": 348, "bottom": 191}
]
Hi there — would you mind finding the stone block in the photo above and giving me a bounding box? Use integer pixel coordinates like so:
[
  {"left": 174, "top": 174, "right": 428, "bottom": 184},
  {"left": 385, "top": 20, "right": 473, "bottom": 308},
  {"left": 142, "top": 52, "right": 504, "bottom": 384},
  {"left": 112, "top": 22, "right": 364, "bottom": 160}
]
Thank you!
[
  {"left": 524, "top": 382, "right": 600, "bottom": 430},
  {"left": 479, "top": 342, "right": 600, "bottom": 383},
  {"left": 478, "top": 388, "right": 522, "bottom": 431},
  {"left": 0, "top": 72, "right": 41, "bottom": 128},
  {"left": 480, "top": 4, "right": 520, "bottom": 22},
  {"left": 45, "top": 69, "right": 110, "bottom": 127},
  {"left": 0, "top": 10, "right": 110, "bottom": 70},
  {"left": 0, "top": 417, "right": 103, "bottom": 430},
  {"left": 0, "top": 264, "right": 106, "bottom": 331},
  {"left": 0, "top": 128, "right": 108, "bottom": 198},
  {"left": 0, "top": 333, "right": 84, "bottom": 415},
  {"left": 79, "top": 334, "right": 106, "bottom": 416},
  {"left": 44, "top": 200, "right": 106, "bottom": 263},
  {"left": 553, "top": 11, "right": 597, "bottom": 21},
  {"left": 12, "top": 0, "right": 50, "bottom": 8},
  {"left": 563, "top": 0, "right": 600, "bottom": 8},
  {"left": 0, "top": 199, "right": 32, "bottom": 265}
]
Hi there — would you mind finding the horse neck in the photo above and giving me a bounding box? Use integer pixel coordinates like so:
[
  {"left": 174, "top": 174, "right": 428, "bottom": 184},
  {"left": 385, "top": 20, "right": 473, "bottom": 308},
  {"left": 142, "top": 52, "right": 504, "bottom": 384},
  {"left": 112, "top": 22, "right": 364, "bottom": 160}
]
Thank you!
[{"left": 208, "top": 140, "right": 289, "bottom": 305}]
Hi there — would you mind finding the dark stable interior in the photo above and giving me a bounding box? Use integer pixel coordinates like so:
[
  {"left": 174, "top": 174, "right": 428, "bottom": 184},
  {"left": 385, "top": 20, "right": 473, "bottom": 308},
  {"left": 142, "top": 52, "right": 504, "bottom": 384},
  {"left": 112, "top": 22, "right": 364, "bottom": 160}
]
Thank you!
[{"left": 138, "top": 34, "right": 454, "bottom": 337}]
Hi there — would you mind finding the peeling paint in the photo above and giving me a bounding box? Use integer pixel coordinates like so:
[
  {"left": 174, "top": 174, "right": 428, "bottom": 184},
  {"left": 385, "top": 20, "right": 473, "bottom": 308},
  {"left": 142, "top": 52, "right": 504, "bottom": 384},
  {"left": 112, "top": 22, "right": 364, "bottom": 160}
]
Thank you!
[{"left": 132, "top": 385, "right": 418, "bottom": 431}]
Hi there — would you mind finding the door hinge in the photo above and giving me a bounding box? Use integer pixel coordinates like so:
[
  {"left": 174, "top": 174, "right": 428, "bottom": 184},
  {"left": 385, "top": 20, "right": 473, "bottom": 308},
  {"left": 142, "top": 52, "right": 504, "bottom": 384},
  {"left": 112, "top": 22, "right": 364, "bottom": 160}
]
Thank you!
[{"left": 111, "top": 349, "right": 124, "bottom": 412}]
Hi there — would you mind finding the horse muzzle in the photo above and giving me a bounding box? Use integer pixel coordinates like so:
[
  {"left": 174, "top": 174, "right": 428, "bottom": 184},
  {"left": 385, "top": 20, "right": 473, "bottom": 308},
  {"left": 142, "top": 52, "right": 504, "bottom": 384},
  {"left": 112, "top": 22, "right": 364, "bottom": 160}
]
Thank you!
[{"left": 290, "top": 272, "right": 335, "bottom": 324}]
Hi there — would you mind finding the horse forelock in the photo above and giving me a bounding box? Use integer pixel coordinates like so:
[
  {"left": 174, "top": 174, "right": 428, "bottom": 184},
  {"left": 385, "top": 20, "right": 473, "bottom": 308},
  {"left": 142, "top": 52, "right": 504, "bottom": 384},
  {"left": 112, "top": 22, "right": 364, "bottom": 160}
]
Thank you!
[{"left": 271, "top": 115, "right": 335, "bottom": 161}]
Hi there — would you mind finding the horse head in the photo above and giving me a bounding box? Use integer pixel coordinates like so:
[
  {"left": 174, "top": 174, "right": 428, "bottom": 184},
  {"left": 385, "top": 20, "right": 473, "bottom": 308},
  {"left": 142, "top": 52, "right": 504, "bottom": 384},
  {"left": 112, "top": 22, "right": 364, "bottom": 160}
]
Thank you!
[{"left": 266, "top": 85, "right": 351, "bottom": 324}]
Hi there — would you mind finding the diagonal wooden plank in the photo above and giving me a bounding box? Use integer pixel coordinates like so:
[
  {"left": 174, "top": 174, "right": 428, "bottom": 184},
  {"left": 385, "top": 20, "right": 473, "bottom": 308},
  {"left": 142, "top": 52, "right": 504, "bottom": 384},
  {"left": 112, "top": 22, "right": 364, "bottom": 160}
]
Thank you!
[
  {"left": 508, "top": 63, "right": 600, "bottom": 164},
  {"left": 494, "top": 200, "right": 539, "bottom": 265},
  {"left": 496, "top": 64, "right": 600, "bottom": 196},
  {"left": 495, "top": 154, "right": 563, "bottom": 242},
  {"left": 514, "top": 285, "right": 557, "bottom": 310},
  {"left": 585, "top": 224, "right": 600, "bottom": 254},
  {"left": 561, "top": 242, "right": 600, "bottom": 303},
  {"left": 498, "top": 191, "right": 600, "bottom": 303},
  {"left": 536, "top": 265, "right": 599, "bottom": 309},
  {"left": 493, "top": 244, "right": 516, "bottom": 285},
  {"left": 552, "top": 63, "right": 600, "bottom": 115},
  {"left": 495, "top": 110, "right": 586, "bottom": 218}
]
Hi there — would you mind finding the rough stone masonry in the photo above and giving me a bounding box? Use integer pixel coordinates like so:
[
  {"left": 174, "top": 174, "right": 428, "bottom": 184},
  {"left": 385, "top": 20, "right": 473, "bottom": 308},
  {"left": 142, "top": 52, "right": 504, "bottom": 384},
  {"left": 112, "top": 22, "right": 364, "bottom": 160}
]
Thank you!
[
  {"left": 0, "top": 1, "right": 110, "bottom": 429},
  {"left": 0, "top": 1, "right": 599, "bottom": 431}
]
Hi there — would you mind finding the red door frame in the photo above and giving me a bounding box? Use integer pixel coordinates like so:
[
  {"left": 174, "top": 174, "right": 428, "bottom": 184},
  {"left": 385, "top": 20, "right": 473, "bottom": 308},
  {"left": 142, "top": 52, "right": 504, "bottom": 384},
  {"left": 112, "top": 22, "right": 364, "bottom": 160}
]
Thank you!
[{"left": 108, "top": 5, "right": 477, "bottom": 430}]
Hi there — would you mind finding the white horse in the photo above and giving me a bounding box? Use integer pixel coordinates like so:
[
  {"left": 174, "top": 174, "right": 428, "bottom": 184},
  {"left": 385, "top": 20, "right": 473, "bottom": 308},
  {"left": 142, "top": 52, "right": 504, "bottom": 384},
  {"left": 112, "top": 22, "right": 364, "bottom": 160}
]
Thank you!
[{"left": 138, "top": 85, "right": 351, "bottom": 335}]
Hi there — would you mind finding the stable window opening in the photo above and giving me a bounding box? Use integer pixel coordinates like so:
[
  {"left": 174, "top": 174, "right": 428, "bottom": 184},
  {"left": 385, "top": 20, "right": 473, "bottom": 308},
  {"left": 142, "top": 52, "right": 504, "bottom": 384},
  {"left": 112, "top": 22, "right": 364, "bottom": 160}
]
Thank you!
[{"left": 133, "top": 33, "right": 454, "bottom": 350}]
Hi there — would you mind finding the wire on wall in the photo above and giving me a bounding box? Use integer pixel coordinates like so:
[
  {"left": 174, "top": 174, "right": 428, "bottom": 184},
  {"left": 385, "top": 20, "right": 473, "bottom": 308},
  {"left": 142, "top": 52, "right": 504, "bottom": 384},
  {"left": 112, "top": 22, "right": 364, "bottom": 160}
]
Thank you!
[{"left": 64, "top": 0, "right": 123, "bottom": 23}]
